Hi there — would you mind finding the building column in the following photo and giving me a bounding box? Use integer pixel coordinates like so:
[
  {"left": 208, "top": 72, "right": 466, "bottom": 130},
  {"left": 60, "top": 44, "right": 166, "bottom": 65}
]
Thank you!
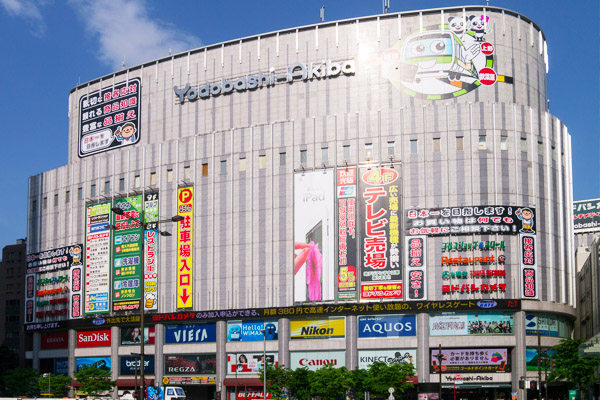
[
  {"left": 216, "top": 320, "right": 227, "bottom": 398},
  {"left": 68, "top": 329, "right": 76, "bottom": 398},
  {"left": 345, "top": 315, "right": 357, "bottom": 370},
  {"left": 154, "top": 324, "right": 164, "bottom": 384},
  {"left": 416, "top": 313, "right": 430, "bottom": 385},
  {"left": 514, "top": 311, "right": 527, "bottom": 400},
  {"left": 112, "top": 325, "right": 119, "bottom": 399},
  {"left": 278, "top": 318, "right": 290, "bottom": 368},
  {"left": 32, "top": 331, "right": 41, "bottom": 370}
]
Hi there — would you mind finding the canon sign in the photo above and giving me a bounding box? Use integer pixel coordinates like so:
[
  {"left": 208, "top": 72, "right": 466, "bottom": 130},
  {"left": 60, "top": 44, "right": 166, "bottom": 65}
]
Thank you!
[
  {"left": 77, "top": 329, "right": 111, "bottom": 347},
  {"left": 299, "top": 358, "right": 337, "bottom": 367}
]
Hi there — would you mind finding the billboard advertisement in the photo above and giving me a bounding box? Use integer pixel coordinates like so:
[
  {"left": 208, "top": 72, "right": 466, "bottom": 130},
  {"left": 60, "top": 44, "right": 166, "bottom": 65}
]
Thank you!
[
  {"left": 525, "top": 348, "right": 555, "bottom": 371},
  {"left": 294, "top": 170, "right": 335, "bottom": 302},
  {"left": 573, "top": 199, "right": 600, "bottom": 232},
  {"left": 357, "top": 314, "right": 416, "bottom": 338},
  {"left": 359, "top": 167, "right": 402, "bottom": 300},
  {"left": 144, "top": 192, "right": 159, "bottom": 311},
  {"left": 120, "top": 326, "right": 155, "bottom": 345},
  {"left": 289, "top": 351, "right": 345, "bottom": 371},
  {"left": 55, "top": 358, "right": 69, "bottom": 376},
  {"left": 177, "top": 187, "right": 194, "bottom": 308},
  {"left": 430, "top": 348, "right": 510, "bottom": 373},
  {"left": 429, "top": 313, "right": 514, "bottom": 336},
  {"left": 77, "top": 329, "right": 111, "bottom": 347},
  {"left": 337, "top": 168, "right": 358, "bottom": 301},
  {"left": 76, "top": 357, "right": 111, "bottom": 371},
  {"left": 112, "top": 195, "right": 144, "bottom": 312},
  {"left": 26, "top": 244, "right": 83, "bottom": 274},
  {"left": 165, "top": 323, "right": 217, "bottom": 344},
  {"left": 290, "top": 317, "right": 345, "bottom": 339},
  {"left": 165, "top": 354, "right": 217, "bottom": 375},
  {"left": 357, "top": 349, "right": 416, "bottom": 369},
  {"left": 84, "top": 202, "right": 112, "bottom": 314},
  {"left": 41, "top": 331, "right": 69, "bottom": 349},
  {"left": 120, "top": 355, "right": 155, "bottom": 375},
  {"left": 70, "top": 260, "right": 83, "bottom": 319},
  {"left": 78, "top": 78, "right": 141, "bottom": 157},
  {"left": 405, "top": 236, "right": 426, "bottom": 300},
  {"left": 227, "top": 353, "right": 278, "bottom": 374},
  {"left": 226, "top": 320, "right": 278, "bottom": 342},
  {"left": 525, "top": 314, "right": 559, "bottom": 337},
  {"left": 520, "top": 233, "right": 538, "bottom": 299}
]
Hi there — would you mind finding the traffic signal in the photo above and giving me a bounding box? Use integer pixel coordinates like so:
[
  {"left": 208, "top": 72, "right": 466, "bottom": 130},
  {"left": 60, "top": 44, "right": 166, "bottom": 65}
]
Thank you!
[{"left": 529, "top": 380, "right": 537, "bottom": 390}]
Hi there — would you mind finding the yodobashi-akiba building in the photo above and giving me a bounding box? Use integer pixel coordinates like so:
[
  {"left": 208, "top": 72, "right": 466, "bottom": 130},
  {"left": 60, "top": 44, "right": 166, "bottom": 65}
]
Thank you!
[{"left": 26, "top": 6, "right": 576, "bottom": 400}]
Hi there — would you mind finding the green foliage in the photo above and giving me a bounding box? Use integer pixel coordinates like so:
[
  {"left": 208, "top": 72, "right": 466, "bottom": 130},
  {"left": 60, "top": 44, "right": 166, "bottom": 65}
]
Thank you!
[
  {"left": 4, "top": 368, "right": 39, "bottom": 397},
  {"left": 73, "top": 366, "right": 116, "bottom": 396},
  {"left": 38, "top": 373, "right": 73, "bottom": 397},
  {"left": 310, "top": 364, "right": 353, "bottom": 400},
  {"left": 260, "top": 364, "right": 291, "bottom": 400},
  {"left": 0, "top": 344, "right": 19, "bottom": 395},
  {"left": 286, "top": 367, "right": 314, "bottom": 400},
  {"left": 362, "top": 361, "right": 415, "bottom": 397},
  {"left": 547, "top": 338, "right": 600, "bottom": 390}
]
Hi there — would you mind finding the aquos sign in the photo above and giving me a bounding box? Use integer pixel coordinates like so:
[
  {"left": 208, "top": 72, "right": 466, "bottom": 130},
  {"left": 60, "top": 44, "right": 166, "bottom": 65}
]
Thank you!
[
  {"left": 174, "top": 59, "right": 355, "bottom": 103},
  {"left": 358, "top": 315, "right": 416, "bottom": 338}
]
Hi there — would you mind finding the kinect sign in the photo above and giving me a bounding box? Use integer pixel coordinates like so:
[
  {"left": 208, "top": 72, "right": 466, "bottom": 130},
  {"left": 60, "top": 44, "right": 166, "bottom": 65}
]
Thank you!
[{"left": 174, "top": 59, "right": 355, "bottom": 103}]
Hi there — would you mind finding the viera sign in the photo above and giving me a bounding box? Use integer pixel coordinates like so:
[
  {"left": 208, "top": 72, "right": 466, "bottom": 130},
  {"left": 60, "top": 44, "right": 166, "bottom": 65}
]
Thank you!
[{"left": 174, "top": 59, "right": 355, "bottom": 103}]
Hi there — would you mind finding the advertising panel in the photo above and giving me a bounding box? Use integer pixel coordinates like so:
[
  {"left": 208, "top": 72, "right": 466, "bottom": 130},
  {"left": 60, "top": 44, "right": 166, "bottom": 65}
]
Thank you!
[
  {"left": 76, "top": 357, "right": 111, "bottom": 371},
  {"left": 120, "top": 326, "right": 155, "bottom": 345},
  {"left": 520, "top": 233, "right": 538, "bottom": 299},
  {"left": 226, "top": 320, "right": 278, "bottom": 342},
  {"left": 289, "top": 351, "right": 345, "bottom": 371},
  {"left": 26, "top": 244, "right": 83, "bottom": 274},
  {"left": 120, "top": 355, "right": 155, "bottom": 375},
  {"left": 525, "top": 314, "right": 559, "bottom": 337},
  {"left": 84, "top": 202, "right": 112, "bottom": 314},
  {"left": 25, "top": 274, "right": 35, "bottom": 323},
  {"left": 290, "top": 317, "right": 345, "bottom": 339},
  {"left": 41, "top": 331, "right": 69, "bottom": 349},
  {"left": 357, "top": 314, "right": 416, "bottom": 338},
  {"left": 55, "top": 358, "right": 69, "bottom": 376},
  {"left": 78, "top": 77, "right": 141, "bottom": 157},
  {"left": 294, "top": 170, "right": 335, "bottom": 302},
  {"left": 357, "top": 349, "right": 416, "bottom": 369},
  {"left": 359, "top": 167, "right": 402, "bottom": 300},
  {"left": 429, "top": 313, "right": 514, "bottom": 336},
  {"left": 430, "top": 348, "right": 510, "bottom": 373},
  {"left": 177, "top": 187, "right": 194, "bottom": 308},
  {"left": 77, "top": 329, "right": 111, "bottom": 347},
  {"left": 70, "top": 261, "right": 83, "bottom": 318},
  {"left": 406, "top": 206, "right": 536, "bottom": 236},
  {"left": 405, "top": 236, "right": 426, "bottom": 300},
  {"left": 164, "top": 354, "right": 217, "bottom": 375},
  {"left": 165, "top": 323, "right": 217, "bottom": 344},
  {"left": 337, "top": 168, "right": 358, "bottom": 301},
  {"left": 525, "top": 348, "right": 555, "bottom": 371},
  {"left": 573, "top": 199, "right": 600, "bottom": 232},
  {"left": 226, "top": 353, "right": 278, "bottom": 374},
  {"left": 143, "top": 192, "right": 159, "bottom": 311},
  {"left": 112, "top": 195, "right": 143, "bottom": 312}
]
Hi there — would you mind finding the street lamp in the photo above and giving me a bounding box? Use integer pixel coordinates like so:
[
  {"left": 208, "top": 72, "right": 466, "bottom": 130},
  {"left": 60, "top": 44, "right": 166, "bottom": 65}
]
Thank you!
[
  {"left": 43, "top": 373, "right": 51, "bottom": 396},
  {"left": 260, "top": 329, "right": 267, "bottom": 400},
  {"left": 432, "top": 344, "right": 445, "bottom": 400},
  {"left": 111, "top": 206, "right": 183, "bottom": 400}
]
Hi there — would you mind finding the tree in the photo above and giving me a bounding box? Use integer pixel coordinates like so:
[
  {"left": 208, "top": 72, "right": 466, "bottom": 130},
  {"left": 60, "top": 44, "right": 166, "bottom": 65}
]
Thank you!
[
  {"left": 4, "top": 368, "right": 39, "bottom": 397},
  {"left": 0, "top": 344, "right": 19, "bottom": 395},
  {"left": 310, "top": 364, "right": 353, "bottom": 400},
  {"left": 38, "top": 373, "right": 73, "bottom": 397},
  {"left": 74, "top": 365, "right": 116, "bottom": 396},
  {"left": 260, "top": 364, "right": 291, "bottom": 400},
  {"left": 547, "top": 338, "right": 600, "bottom": 395},
  {"left": 286, "top": 367, "right": 314, "bottom": 400},
  {"left": 362, "top": 361, "right": 415, "bottom": 398}
]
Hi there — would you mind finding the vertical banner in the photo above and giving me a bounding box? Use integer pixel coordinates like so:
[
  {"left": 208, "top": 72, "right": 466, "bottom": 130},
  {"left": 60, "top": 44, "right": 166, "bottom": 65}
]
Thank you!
[
  {"left": 112, "top": 195, "right": 144, "bottom": 312},
  {"left": 177, "top": 187, "right": 194, "bottom": 308},
  {"left": 520, "top": 234, "right": 538, "bottom": 299},
  {"left": 405, "top": 236, "right": 427, "bottom": 300},
  {"left": 336, "top": 168, "right": 357, "bottom": 301},
  {"left": 144, "top": 192, "right": 159, "bottom": 311},
  {"left": 84, "top": 202, "right": 112, "bottom": 314},
  {"left": 70, "top": 262, "right": 83, "bottom": 319},
  {"left": 293, "top": 170, "right": 335, "bottom": 303},
  {"left": 25, "top": 274, "right": 35, "bottom": 323},
  {"left": 359, "top": 167, "right": 402, "bottom": 300}
]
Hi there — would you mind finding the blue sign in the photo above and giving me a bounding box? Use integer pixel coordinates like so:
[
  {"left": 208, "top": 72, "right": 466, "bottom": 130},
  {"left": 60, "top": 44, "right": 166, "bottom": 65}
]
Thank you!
[
  {"left": 227, "top": 320, "right": 279, "bottom": 342},
  {"left": 358, "top": 315, "right": 416, "bottom": 338},
  {"left": 55, "top": 358, "right": 68, "bottom": 376},
  {"left": 76, "top": 357, "right": 111, "bottom": 371},
  {"left": 120, "top": 355, "right": 155, "bottom": 375},
  {"left": 165, "top": 323, "right": 216, "bottom": 344}
]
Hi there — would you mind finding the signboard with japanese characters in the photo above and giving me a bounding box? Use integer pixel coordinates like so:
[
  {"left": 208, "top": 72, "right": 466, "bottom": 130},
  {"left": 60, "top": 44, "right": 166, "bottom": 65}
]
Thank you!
[
  {"left": 573, "top": 199, "right": 600, "bottom": 232},
  {"left": 429, "top": 313, "right": 514, "bottom": 336},
  {"left": 144, "top": 192, "right": 159, "bottom": 311},
  {"left": 405, "top": 236, "right": 426, "bottom": 300},
  {"left": 359, "top": 167, "right": 402, "bottom": 300},
  {"left": 226, "top": 353, "right": 277, "bottom": 374},
  {"left": 337, "top": 168, "right": 358, "bottom": 301},
  {"left": 27, "top": 244, "right": 83, "bottom": 274},
  {"left": 177, "top": 187, "right": 194, "bottom": 308},
  {"left": 78, "top": 78, "right": 141, "bottom": 157},
  {"left": 520, "top": 234, "right": 538, "bottom": 299},
  {"left": 84, "top": 202, "right": 112, "bottom": 314},
  {"left": 430, "top": 348, "right": 510, "bottom": 373}
]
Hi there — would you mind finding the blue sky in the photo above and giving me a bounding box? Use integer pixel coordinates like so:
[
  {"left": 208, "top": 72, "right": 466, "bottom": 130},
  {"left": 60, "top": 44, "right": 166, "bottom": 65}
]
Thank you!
[{"left": 0, "top": 0, "right": 598, "bottom": 249}]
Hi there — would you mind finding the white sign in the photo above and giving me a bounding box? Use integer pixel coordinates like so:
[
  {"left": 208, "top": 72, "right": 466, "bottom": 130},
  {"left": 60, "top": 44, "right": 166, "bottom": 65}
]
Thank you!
[{"left": 290, "top": 350, "right": 345, "bottom": 371}]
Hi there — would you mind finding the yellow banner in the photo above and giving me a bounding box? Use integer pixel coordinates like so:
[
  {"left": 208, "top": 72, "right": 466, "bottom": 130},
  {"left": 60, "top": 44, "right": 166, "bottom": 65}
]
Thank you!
[
  {"left": 177, "top": 187, "right": 194, "bottom": 308},
  {"left": 290, "top": 317, "right": 346, "bottom": 338}
]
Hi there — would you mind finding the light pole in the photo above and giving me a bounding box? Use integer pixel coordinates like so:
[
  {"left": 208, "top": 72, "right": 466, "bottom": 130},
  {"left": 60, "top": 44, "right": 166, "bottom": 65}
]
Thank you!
[
  {"left": 260, "top": 329, "right": 267, "bottom": 400},
  {"left": 43, "top": 373, "right": 51, "bottom": 396},
  {"left": 432, "top": 344, "right": 444, "bottom": 400},
  {"left": 111, "top": 205, "right": 183, "bottom": 400}
]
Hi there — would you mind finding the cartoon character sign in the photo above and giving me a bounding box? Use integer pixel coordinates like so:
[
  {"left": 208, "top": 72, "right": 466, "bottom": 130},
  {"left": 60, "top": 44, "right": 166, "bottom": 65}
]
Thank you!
[
  {"left": 382, "top": 14, "right": 511, "bottom": 99},
  {"left": 515, "top": 208, "right": 535, "bottom": 233},
  {"left": 228, "top": 324, "right": 242, "bottom": 341},
  {"left": 69, "top": 245, "right": 82, "bottom": 265},
  {"left": 115, "top": 122, "right": 137, "bottom": 143}
]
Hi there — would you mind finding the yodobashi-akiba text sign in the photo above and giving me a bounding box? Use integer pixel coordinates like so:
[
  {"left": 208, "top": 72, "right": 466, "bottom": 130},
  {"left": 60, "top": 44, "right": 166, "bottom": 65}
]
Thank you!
[
  {"left": 78, "top": 78, "right": 141, "bottom": 157},
  {"left": 359, "top": 167, "right": 402, "bottom": 300},
  {"left": 573, "top": 199, "right": 600, "bottom": 232},
  {"left": 406, "top": 206, "right": 536, "bottom": 236}
]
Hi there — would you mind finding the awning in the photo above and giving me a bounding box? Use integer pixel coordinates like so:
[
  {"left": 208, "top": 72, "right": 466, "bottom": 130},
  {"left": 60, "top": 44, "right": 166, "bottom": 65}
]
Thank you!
[
  {"left": 223, "top": 378, "right": 264, "bottom": 387},
  {"left": 116, "top": 378, "right": 155, "bottom": 387},
  {"left": 442, "top": 383, "right": 511, "bottom": 389}
]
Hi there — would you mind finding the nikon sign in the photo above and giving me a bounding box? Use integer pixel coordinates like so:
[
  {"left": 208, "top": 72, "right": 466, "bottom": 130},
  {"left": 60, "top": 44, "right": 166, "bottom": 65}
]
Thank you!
[{"left": 174, "top": 59, "right": 355, "bottom": 103}]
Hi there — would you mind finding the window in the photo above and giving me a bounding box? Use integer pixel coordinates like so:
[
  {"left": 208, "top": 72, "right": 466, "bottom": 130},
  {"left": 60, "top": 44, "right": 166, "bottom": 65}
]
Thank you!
[
  {"left": 221, "top": 160, "right": 227, "bottom": 174},
  {"left": 538, "top": 141, "right": 544, "bottom": 156},
  {"left": 478, "top": 135, "right": 487, "bottom": 150},
  {"left": 150, "top": 172, "right": 157, "bottom": 186},
  {"left": 104, "top": 181, "right": 110, "bottom": 194},
  {"left": 520, "top": 137, "right": 527, "bottom": 152},
  {"left": 279, "top": 152, "right": 286, "bottom": 166},
  {"left": 343, "top": 145, "right": 351, "bottom": 160},
  {"left": 119, "top": 177, "right": 125, "bottom": 191},
  {"left": 167, "top": 169, "right": 173, "bottom": 182},
  {"left": 365, "top": 143, "right": 373, "bottom": 158},
  {"left": 78, "top": 187, "right": 82, "bottom": 200},
  {"left": 43, "top": 197, "right": 47, "bottom": 209},
  {"left": 90, "top": 184, "right": 96, "bottom": 197},
  {"left": 184, "top": 166, "right": 191, "bottom": 180},
  {"left": 300, "top": 150, "right": 307, "bottom": 164},
  {"left": 54, "top": 194, "right": 58, "bottom": 207},
  {"left": 65, "top": 190, "right": 70, "bottom": 203},
  {"left": 31, "top": 200, "right": 37, "bottom": 213},
  {"left": 259, "top": 155, "right": 266, "bottom": 169},
  {"left": 501, "top": 136, "right": 508, "bottom": 151},
  {"left": 321, "top": 147, "right": 328, "bottom": 162},
  {"left": 456, "top": 136, "right": 464, "bottom": 151},
  {"left": 552, "top": 146, "right": 556, "bottom": 160},
  {"left": 433, "top": 138, "right": 441, "bottom": 153},
  {"left": 239, "top": 158, "right": 247, "bottom": 172},
  {"left": 202, "top": 163, "right": 209, "bottom": 177},
  {"left": 410, "top": 139, "right": 418, "bottom": 154},
  {"left": 134, "top": 175, "right": 141, "bottom": 188},
  {"left": 387, "top": 141, "right": 395, "bottom": 155}
]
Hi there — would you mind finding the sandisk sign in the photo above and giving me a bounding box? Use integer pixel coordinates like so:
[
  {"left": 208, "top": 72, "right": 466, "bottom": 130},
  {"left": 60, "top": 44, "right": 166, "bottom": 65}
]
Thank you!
[{"left": 77, "top": 329, "right": 111, "bottom": 347}]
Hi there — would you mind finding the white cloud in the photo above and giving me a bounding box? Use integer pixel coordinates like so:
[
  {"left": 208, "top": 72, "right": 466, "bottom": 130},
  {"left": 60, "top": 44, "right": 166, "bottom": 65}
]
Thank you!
[
  {"left": 0, "top": 0, "right": 46, "bottom": 35},
  {"left": 70, "top": 0, "right": 201, "bottom": 69}
]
